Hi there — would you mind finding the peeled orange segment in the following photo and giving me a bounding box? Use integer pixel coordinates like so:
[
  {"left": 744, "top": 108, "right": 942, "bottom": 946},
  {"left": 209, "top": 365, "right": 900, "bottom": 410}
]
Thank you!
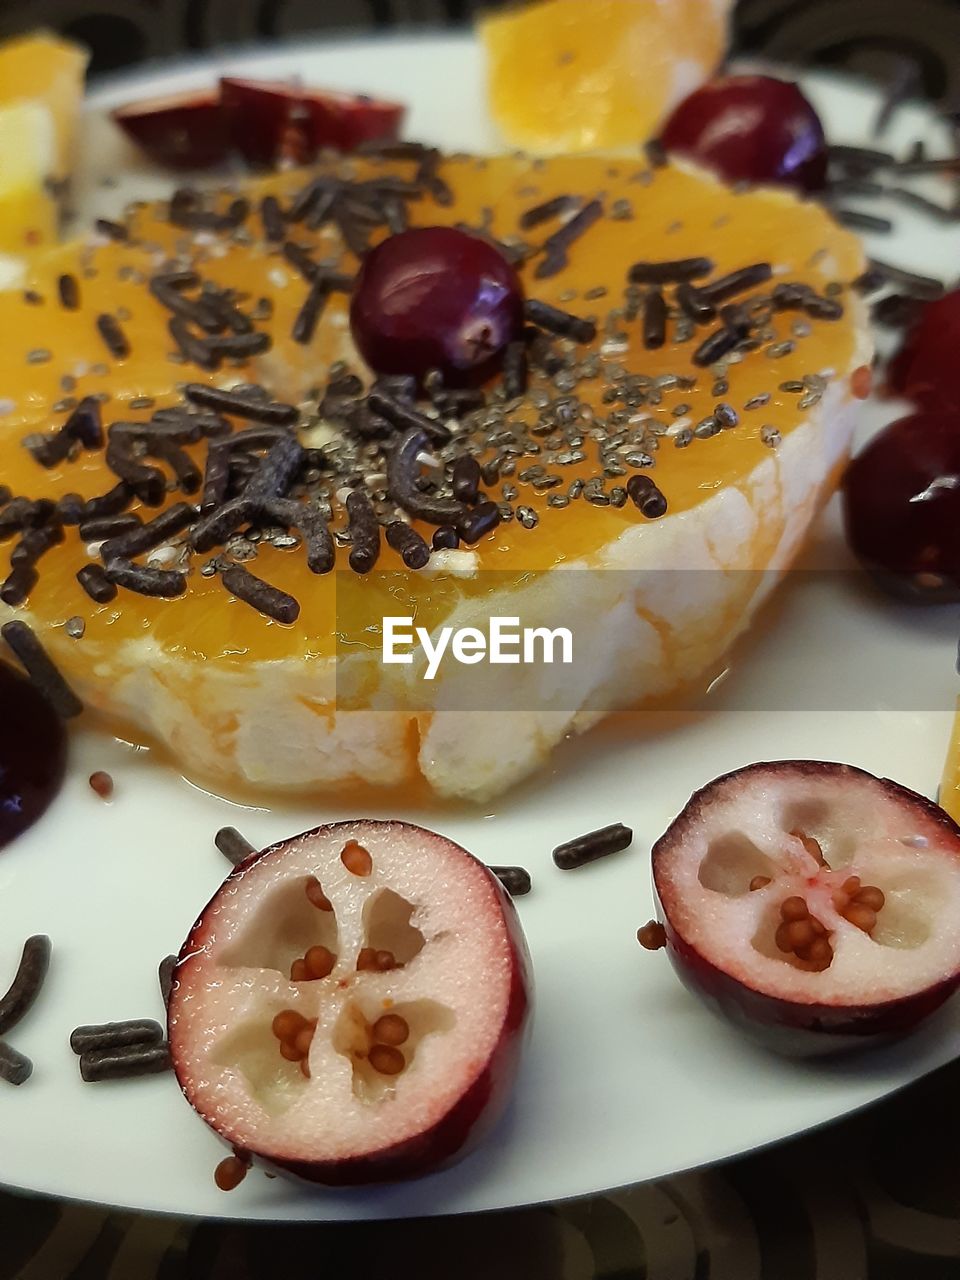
[
  {"left": 0, "top": 32, "right": 87, "bottom": 258},
  {"left": 0, "top": 150, "right": 868, "bottom": 801},
  {"left": 481, "top": 0, "right": 733, "bottom": 153}
]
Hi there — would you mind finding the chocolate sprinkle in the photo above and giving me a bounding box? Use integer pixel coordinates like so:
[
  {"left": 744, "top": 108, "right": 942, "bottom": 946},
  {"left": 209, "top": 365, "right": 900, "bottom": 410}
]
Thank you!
[
  {"left": 835, "top": 209, "right": 893, "bottom": 233},
  {"left": 261, "top": 498, "right": 335, "bottom": 574},
  {"left": 103, "top": 560, "right": 187, "bottom": 598},
  {"left": 168, "top": 316, "right": 220, "bottom": 370},
  {"left": 104, "top": 442, "right": 166, "bottom": 506},
  {"left": 368, "top": 390, "right": 453, "bottom": 446},
  {"left": 184, "top": 384, "right": 299, "bottom": 426},
  {"left": 345, "top": 490, "right": 381, "bottom": 574},
  {"left": 292, "top": 278, "right": 329, "bottom": 345},
  {"left": 94, "top": 217, "right": 128, "bottom": 241},
  {"left": 79, "top": 1042, "right": 172, "bottom": 1083},
  {"left": 458, "top": 500, "right": 501, "bottom": 544},
  {"left": 159, "top": 955, "right": 177, "bottom": 1007},
  {"left": 222, "top": 564, "right": 300, "bottom": 623},
  {"left": 627, "top": 474, "right": 668, "bottom": 518},
  {"left": 519, "top": 194, "right": 580, "bottom": 230},
  {"left": 70, "top": 1020, "right": 163, "bottom": 1056},
  {"left": 58, "top": 273, "right": 80, "bottom": 310},
  {"left": 260, "top": 194, "right": 286, "bottom": 242},
  {"left": 64, "top": 397, "right": 104, "bottom": 449},
  {"left": 0, "top": 565, "right": 37, "bottom": 606},
  {"left": 676, "top": 283, "right": 716, "bottom": 323},
  {"left": 525, "top": 298, "right": 597, "bottom": 344},
  {"left": 244, "top": 436, "right": 305, "bottom": 501},
  {"left": 642, "top": 289, "right": 668, "bottom": 349},
  {"left": 385, "top": 520, "right": 431, "bottom": 570},
  {"left": 0, "top": 935, "right": 52, "bottom": 1036},
  {"left": 452, "top": 455, "right": 481, "bottom": 504},
  {"left": 692, "top": 325, "right": 742, "bottom": 368},
  {"left": 77, "top": 563, "right": 118, "bottom": 603},
  {"left": 0, "top": 1040, "right": 32, "bottom": 1086},
  {"left": 387, "top": 428, "right": 465, "bottom": 525},
  {"left": 553, "top": 822, "right": 633, "bottom": 870},
  {"left": 432, "top": 525, "right": 460, "bottom": 551},
  {"left": 627, "top": 256, "right": 713, "bottom": 284},
  {"left": 867, "top": 257, "right": 945, "bottom": 300},
  {"left": 1, "top": 622, "right": 82, "bottom": 718},
  {"left": 535, "top": 199, "right": 603, "bottom": 279},
  {"left": 100, "top": 501, "right": 197, "bottom": 562},
  {"left": 96, "top": 313, "right": 130, "bottom": 360},
  {"left": 215, "top": 826, "right": 257, "bottom": 866},
  {"left": 489, "top": 865, "right": 532, "bottom": 896},
  {"left": 700, "top": 263, "right": 773, "bottom": 304},
  {"left": 502, "top": 340, "right": 528, "bottom": 399}
]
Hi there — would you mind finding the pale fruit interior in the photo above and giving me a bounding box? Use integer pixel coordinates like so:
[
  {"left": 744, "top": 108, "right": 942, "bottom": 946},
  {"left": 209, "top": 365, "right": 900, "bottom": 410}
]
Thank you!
[
  {"left": 657, "top": 767, "right": 960, "bottom": 1004},
  {"left": 169, "top": 822, "right": 517, "bottom": 1162}
]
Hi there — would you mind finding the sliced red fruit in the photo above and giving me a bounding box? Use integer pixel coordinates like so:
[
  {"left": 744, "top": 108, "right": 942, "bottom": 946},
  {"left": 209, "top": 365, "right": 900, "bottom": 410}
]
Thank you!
[
  {"left": 168, "top": 820, "right": 532, "bottom": 1186},
  {"left": 842, "top": 410, "right": 960, "bottom": 602},
  {"left": 659, "top": 75, "right": 828, "bottom": 193},
  {"left": 219, "top": 78, "right": 405, "bottom": 168},
  {"left": 888, "top": 288, "right": 960, "bottom": 413},
  {"left": 649, "top": 761, "right": 960, "bottom": 1055},
  {"left": 350, "top": 226, "right": 525, "bottom": 384},
  {"left": 111, "top": 90, "right": 230, "bottom": 171}
]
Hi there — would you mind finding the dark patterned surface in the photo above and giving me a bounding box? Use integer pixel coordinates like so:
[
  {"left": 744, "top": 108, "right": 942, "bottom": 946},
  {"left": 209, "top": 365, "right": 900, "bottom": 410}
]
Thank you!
[
  {"left": 0, "top": 0, "right": 958, "bottom": 1274},
  {"left": 0, "top": 0, "right": 957, "bottom": 99}
]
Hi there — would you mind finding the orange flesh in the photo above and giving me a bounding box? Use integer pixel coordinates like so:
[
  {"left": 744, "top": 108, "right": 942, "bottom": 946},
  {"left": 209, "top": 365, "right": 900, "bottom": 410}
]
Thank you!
[{"left": 0, "top": 152, "right": 862, "bottom": 676}]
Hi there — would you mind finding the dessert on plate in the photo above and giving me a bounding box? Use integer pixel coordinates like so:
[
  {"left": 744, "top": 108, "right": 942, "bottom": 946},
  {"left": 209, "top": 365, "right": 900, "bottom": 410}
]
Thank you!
[{"left": 0, "top": 142, "right": 869, "bottom": 801}]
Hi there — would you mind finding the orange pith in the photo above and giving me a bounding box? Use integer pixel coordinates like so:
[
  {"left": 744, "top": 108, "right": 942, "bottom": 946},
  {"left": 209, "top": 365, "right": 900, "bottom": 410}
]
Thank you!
[{"left": 0, "top": 151, "right": 862, "bottom": 690}]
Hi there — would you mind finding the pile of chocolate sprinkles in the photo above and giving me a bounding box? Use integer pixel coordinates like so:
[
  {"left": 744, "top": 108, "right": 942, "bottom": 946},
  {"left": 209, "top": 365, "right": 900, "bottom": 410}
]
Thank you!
[
  {"left": 0, "top": 145, "right": 864, "bottom": 625},
  {"left": 70, "top": 1017, "right": 172, "bottom": 1083}
]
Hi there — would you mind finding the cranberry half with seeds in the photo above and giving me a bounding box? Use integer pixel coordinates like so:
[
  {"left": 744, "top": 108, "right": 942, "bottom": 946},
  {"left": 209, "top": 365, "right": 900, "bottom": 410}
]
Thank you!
[
  {"left": 349, "top": 227, "right": 525, "bottom": 386},
  {"left": 659, "top": 75, "right": 828, "bottom": 193},
  {"left": 842, "top": 411, "right": 960, "bottom": 601},
  {"left": 647, "top": 761, "right": 960, "bottom": 1056},
  {"left": 168, "top": 819, "right": 532, "bottom": 1186}
]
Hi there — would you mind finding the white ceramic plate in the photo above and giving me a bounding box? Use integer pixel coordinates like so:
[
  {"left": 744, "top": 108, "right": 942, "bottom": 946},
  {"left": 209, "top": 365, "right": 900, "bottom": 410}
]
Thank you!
[{"left": 2, "top": 33, "right": 959, "bottom": 1223}]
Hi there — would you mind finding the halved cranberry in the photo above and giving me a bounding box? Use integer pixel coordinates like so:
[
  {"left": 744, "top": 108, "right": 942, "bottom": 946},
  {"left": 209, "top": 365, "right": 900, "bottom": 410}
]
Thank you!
[
  {"left": 648, "top": 761, "right": 960, "bottom": 1055},
  {"left": 0, "top": 662, "right": 67, "bottom": 851},
  {"left": 350, "top": 227, "right": 525, "bottom": 385},
  {"left": 842, "top": 411, "right": 960, "bottom": 601},
  {"left": 660, "top": 75, "right": 828, "bottom": 193},
  {"left": 168, "top": 820, "right": 532, "bottom": 1186},
  {"left": 888, "top": 288, "right": 960, "bottom": 413},
  {"left": 219, "top": 78, "right": 405, "bottom": 168},
  {"left": 112, "top": 90, "right": 230, "bottom": 170}
]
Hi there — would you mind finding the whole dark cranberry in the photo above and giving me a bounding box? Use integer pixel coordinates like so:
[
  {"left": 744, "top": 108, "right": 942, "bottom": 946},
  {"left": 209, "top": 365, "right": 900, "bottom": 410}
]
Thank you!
[
  {"left": 660, "top": 75, "right": 828, "bottom": 193},
  {"left": 842, "top": 411, "right": 960, "bottom": 601},
  {"left": 0, "top": 662, "right": 67, "bottom": 851},
  {"left": 888, "top": 288, "right": 960, "bottom": 413},
  {"left": 349, "top": 227, "right": 524, "bottom": 385}
]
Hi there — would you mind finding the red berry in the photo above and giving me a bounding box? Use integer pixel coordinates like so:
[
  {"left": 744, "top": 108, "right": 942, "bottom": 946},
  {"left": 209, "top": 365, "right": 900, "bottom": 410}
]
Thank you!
[
  {"left": 349, "top": 227, "right": 524, "bottom": 385},
  {"left": 112, "top": 90, "right": 230, "bottom": 171},
  {"left": 0, "top": 663, "right": 67, "bottom": 851},
  {"left": 660, "top": 75, "right": 827, "bottom": 193},
  {"left": 842, "top": 411, "right": 960, "bottom": 600},
  {"left": 888, "top": 288, "right": 960, "bottom": 413}
]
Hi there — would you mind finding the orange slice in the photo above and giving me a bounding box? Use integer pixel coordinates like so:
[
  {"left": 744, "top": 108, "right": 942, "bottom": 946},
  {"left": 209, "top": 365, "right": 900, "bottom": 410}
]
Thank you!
[
  {"left": 480, "top": 0, "right": 733, "bottom": 153},
  {"left": 0, "top": 151, "right": 868, "bottom": 801},
  {"left": 0, "top": 32, "right": 88, "bottom": 259}
]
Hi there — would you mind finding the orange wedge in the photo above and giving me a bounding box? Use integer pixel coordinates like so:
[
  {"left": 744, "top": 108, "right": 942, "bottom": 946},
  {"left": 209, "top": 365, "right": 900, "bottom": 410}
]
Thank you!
[
  {"left": 0, "top": 31, "right": 88, "bottom": 259},
  {"left": 481, "top": 0, "right": 733, "bottom": 153},
  {"left": 940, "top": 701, "right": 960, "bottom": 823}
]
